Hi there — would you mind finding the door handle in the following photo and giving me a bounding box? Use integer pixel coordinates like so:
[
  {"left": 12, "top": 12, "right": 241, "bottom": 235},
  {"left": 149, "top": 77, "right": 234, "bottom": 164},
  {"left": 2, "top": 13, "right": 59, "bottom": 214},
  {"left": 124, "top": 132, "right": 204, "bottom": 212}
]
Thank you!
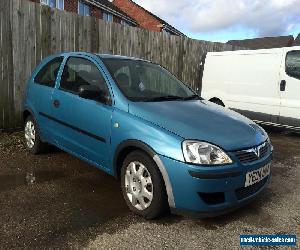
[
  {"left": 53, "top": 99, "right": 60, "bottom": 108},
  {"left": 280, "top": 80, "right": 286, "bottom": 91}
]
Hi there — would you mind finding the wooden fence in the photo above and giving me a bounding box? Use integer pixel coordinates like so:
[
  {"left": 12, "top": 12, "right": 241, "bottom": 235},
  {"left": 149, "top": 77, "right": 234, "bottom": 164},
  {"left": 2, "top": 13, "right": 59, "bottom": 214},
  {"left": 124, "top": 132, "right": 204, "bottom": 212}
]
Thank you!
[{"left": 0, "top": 0, "right": 241, "bottom": 130}]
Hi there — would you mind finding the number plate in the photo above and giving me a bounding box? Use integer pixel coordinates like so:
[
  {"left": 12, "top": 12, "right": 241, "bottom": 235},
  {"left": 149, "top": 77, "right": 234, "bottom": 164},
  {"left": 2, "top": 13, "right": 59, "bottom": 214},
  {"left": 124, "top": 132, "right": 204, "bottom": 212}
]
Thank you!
[{"left": 245, "top": 163, "right": 271, "bottom": 187}]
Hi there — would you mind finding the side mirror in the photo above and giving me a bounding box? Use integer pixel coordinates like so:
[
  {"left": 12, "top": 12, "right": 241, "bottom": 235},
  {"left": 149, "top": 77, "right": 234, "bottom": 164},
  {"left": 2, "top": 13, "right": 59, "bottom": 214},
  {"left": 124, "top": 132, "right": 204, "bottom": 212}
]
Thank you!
[{"left": 78, "top": 85, "right": 111, "bottom": 104}]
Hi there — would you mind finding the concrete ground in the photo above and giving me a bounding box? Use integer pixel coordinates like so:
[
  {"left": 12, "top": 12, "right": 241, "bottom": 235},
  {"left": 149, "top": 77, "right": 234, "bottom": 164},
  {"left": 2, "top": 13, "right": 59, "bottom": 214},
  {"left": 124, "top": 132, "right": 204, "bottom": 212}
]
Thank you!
[{"left": 0, "top": 129, "right": 299, "bottom": 249}]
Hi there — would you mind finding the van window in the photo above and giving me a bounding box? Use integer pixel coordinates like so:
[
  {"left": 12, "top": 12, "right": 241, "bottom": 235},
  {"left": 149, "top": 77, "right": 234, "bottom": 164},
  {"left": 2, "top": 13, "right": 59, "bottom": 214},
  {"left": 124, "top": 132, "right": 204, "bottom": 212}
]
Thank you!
[
  {"left": 35, "top": 57, "right": 63, "bottom": 87},
  {"left": 60, "top": 57, "right": 109, "bottom": 96},
  {"left": 286, "top": 51, "right": 300, "bottom": 80}
]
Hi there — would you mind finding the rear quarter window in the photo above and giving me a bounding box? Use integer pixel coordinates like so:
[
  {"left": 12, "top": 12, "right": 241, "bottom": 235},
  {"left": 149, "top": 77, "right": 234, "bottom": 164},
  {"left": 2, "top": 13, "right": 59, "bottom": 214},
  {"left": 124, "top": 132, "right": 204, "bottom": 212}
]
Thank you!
[{"left": 34, "top": 57, "right": 64, "bottom": 87}]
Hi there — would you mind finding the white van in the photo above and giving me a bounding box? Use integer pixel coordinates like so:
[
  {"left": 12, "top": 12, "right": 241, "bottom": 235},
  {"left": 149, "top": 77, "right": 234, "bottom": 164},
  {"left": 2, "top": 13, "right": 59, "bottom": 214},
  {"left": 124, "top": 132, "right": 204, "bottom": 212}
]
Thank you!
[{"left": 201, "top": 46, "right": 300, "bottom": 130}]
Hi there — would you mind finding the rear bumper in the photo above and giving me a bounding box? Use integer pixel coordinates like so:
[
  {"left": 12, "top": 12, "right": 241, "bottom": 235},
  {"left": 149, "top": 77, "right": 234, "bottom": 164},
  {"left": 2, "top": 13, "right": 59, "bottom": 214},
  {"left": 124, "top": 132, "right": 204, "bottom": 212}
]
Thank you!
[{"left": 159, "top": 152, "right": 272, "bottom": 217}]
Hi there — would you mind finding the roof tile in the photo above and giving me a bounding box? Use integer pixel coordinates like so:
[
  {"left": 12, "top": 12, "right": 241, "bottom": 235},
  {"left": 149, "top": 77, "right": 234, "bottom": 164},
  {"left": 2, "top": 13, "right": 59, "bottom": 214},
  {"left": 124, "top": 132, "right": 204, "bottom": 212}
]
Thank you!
[{"left": 227, "top": 35, "right": 294, "bottom": 49}]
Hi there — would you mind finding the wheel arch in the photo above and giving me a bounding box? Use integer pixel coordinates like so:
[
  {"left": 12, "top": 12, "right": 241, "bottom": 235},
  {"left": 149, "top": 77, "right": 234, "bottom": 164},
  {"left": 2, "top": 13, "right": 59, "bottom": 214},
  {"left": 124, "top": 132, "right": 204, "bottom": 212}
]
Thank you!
[
  {"left": 23, "top": 108, "right": 34, "bottom": 124},
  {"left": 113, "top": 140, "right": 156, "bottom": 179},
  {"left": 113, "top": 139, "right": 175, "bottom": 208}
]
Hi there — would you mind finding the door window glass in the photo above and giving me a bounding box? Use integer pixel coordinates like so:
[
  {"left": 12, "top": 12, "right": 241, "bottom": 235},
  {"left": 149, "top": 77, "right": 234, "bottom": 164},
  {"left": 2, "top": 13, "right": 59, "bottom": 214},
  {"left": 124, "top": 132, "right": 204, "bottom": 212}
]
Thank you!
[
  {"left": 286, "top": 50, "right": 300, "bottom": 80},
  {"left": 35, "top": 57, "right": 63, "bottom": 87},
  {"left": 60, "top": 57, "right": 110, "bottom": 96}
]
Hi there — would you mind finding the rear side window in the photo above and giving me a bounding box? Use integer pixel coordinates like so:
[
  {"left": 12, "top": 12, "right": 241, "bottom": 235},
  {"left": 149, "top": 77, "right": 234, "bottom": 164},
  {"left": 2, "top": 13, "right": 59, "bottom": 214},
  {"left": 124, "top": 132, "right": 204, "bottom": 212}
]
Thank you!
[
  {"left": 35, "top": 57, "right": 63, "bottom": 87},
  {"left": 286, "top": 50, "right": 300, "bottom": 80},
  {"left": 60, "top": 57, "right": 109, "bottom": 96}
]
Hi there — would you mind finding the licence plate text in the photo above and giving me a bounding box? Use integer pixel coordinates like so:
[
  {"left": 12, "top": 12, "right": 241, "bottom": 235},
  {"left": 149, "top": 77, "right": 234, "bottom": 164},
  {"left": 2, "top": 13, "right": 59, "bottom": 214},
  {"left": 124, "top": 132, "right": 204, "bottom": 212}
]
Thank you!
[{"left": 245, "top": 163, "right": 271, "bottom": 187}]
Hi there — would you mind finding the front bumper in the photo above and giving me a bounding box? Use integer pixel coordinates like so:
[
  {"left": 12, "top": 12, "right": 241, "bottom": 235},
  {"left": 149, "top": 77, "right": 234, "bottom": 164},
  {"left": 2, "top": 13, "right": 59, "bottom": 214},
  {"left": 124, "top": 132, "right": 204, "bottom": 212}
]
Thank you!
[{"left": 160, "top": 151, "right": 273, "bottom": 217}]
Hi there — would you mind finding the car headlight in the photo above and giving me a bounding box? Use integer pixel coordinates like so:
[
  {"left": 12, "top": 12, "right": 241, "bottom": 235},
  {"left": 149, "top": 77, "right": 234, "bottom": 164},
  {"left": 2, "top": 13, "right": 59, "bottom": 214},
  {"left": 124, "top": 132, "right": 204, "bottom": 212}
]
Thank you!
[{"left": 182, "top": 140, "right": 232, "bottom": 165}]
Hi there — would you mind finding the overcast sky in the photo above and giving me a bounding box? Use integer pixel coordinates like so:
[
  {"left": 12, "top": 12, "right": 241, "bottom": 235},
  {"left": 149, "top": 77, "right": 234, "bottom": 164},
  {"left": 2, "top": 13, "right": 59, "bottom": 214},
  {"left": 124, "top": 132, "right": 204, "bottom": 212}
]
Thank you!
[{"left": 133, "top": 0, "right": 300, "bottom": 42}]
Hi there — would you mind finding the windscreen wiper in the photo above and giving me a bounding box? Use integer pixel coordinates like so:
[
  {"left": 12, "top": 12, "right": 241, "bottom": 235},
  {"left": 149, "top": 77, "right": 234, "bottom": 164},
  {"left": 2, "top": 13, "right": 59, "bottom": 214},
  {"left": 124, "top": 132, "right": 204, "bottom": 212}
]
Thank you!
[
  {"left": 182, "top": 94, "right": 201, "bottom": 100},
  {"left": 143, "top": 95, "right": 183, "bottom": 102}
]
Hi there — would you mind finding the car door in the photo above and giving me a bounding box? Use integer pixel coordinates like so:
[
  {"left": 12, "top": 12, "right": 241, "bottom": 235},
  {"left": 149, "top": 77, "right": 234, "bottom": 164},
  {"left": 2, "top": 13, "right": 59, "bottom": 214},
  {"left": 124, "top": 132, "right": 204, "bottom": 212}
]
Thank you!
[
  {"left": 32, "top": 56, "right": 64, "bottom": 143},
  {"left": 51, "top": 55, "right": 113, "bottom": 171},
  {"left": 279, "top": 50, "right": 300, "bottom": 128}
]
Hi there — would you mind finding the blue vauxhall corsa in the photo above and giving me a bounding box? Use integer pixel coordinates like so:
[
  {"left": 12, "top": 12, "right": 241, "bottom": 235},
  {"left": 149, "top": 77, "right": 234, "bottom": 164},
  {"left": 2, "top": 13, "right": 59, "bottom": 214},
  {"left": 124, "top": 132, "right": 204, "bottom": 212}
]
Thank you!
[{"left": 23, "top": 52, "right": 273, "bottom": 219}]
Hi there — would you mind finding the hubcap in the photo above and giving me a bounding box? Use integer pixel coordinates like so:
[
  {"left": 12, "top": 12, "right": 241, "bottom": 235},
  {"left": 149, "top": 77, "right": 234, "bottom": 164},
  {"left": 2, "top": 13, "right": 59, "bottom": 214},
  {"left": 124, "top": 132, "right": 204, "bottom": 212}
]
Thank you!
[
  {"left": 124, "top": 161, "right": 153, "bottom": 211},
  {"left": 24, "top": 121, "right": 36, "bottom": 149}
]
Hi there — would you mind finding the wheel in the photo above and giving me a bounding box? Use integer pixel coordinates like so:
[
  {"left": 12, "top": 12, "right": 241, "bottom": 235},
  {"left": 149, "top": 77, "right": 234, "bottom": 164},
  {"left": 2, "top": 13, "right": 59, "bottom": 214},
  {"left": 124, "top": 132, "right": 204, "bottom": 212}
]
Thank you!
[
  {"left": 24, "top": 115, "right": 47, "bottom": 154},
  {"left": 121, "top": 150, "right": 169, "bottom": 219}
]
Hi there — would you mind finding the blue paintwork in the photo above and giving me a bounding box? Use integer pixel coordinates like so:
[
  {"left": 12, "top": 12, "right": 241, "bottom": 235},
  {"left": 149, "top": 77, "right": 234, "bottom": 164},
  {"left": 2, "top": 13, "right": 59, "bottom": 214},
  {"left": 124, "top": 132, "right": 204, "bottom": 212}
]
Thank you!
[
  {"left": 24, "top": 52, "right": 273, "bottom": 215},
  {"left": 129, "top": 100, "right": 267, "bottom": 151},
  {"left": 160, "top": 152, "right": 272, "bottom": 212}
]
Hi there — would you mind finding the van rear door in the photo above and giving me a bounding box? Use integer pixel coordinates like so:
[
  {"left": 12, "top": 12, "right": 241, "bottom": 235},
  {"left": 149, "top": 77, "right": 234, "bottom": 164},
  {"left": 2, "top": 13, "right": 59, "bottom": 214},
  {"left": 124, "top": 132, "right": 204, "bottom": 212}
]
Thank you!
[{"left": 279, "top": 49, "right": 300, "bottom": 128}]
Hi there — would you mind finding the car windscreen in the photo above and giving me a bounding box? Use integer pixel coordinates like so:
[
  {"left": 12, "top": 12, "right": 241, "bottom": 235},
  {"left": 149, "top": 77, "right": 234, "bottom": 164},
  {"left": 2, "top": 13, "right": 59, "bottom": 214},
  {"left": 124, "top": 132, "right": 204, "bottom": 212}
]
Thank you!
[{"left": 100, "top": 57, "right": 199, "bottom": 102}]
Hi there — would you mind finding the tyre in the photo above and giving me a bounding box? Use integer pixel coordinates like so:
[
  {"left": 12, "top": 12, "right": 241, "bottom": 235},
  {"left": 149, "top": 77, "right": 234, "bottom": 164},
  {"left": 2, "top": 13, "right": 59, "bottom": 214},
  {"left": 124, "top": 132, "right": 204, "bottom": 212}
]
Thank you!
[
  {"left": 24, "top": 115, "right": 47, "bottom": 154},
  {"left": 121, "top": 150, "right": 169, "bottom": 219}
]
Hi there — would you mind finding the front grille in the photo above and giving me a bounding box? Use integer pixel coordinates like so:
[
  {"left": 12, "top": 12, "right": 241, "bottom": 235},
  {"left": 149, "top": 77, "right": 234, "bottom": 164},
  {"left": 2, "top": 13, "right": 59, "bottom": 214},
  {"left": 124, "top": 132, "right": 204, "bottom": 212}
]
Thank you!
[
  {"left": 234, "top": 141, "right": 270, "bottom": 164},
  {"left": 235, "top": 177, "right": 268, "bottom": 200}
]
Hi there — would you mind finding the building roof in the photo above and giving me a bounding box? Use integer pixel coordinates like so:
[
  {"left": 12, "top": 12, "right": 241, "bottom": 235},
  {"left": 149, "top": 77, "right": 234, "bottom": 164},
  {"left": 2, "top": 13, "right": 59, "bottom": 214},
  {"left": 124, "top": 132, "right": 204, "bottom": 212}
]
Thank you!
[
  {"left": 126, "top": 0, "right": 184, "bottom": 36},
  {"left": 227, "top": 35, "right": 294, "bottom": 49},
  {"left": 294, "top": 34, "right": 300, "bottom": 46},
  {"left": 85, "top": 0, "right": 138, "bottom": 25}
]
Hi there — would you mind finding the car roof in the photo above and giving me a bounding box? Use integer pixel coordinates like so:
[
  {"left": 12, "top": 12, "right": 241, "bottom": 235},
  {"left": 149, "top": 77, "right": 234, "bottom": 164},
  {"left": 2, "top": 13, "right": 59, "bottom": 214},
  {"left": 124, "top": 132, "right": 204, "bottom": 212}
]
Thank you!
[{"left": 50, "top": 52, "right": 150, "bottom": 62}]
